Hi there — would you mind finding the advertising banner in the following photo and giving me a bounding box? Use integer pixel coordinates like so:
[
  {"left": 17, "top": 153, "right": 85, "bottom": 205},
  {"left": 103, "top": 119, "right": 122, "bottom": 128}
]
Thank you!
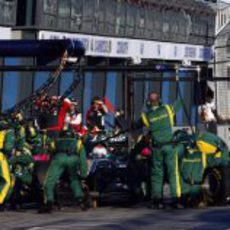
[{"left": 38, "top": 31, "right": 212, "bottom": 62}]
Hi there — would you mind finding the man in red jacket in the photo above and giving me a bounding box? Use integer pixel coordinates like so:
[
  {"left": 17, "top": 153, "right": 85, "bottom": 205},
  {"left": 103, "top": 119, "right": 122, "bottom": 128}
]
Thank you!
[
  {"left": 47, "top": 97, "right": 86, "bottom": 137},
  {"left": 64, "top": 99, "right": 87, "bottom": 137}
]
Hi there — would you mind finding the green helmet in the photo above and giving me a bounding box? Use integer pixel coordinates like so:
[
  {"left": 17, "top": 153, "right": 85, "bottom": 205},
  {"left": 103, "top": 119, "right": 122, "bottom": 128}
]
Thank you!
[
  {"left": 0, "top": 120, "right": 8, "bottom": 130},
  {"left": 27, "top": 126, "right": 38, "bottom": 140}
]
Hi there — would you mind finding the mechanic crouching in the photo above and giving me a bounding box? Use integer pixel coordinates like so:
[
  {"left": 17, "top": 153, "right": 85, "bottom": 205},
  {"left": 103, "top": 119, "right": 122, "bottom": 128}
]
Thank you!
[
  {"left": 196, "top": 132, "right": 230, "bottom": 168},
  {"left": 39, "top": 125, "right": 89, "bottom": 213},
  {"left": 175, "top": 130, "right": 230, "bottom": 208},
  {"left": 0, "top": 119, "right": 15, "bottom": 210},
  {"left": 174, "top": 130, "right": 206, "bottom": 208},
  {"left": 9, "top": 113, "right": 34, "bottom": 209}
]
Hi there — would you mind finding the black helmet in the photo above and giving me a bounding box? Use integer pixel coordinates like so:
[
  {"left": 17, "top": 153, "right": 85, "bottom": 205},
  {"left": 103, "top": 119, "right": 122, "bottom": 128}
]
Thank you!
[
  {"left": 61, "top": 124, "right": 75, "bottom": 138},
  {"left": 174, "top": 129, "right": 190, "bottom": 144},
  {"left": 91, "top": 96, "right": 101, "bottom": 105}
]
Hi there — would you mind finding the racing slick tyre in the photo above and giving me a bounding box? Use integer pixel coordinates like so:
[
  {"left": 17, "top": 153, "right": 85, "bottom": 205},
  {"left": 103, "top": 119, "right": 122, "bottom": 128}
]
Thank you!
[
  {"left": 220, "top": 166, "right": 230, "bottom": 205},
  {"left": 203, "top": 168, "right": 223, "bottom": 205}
]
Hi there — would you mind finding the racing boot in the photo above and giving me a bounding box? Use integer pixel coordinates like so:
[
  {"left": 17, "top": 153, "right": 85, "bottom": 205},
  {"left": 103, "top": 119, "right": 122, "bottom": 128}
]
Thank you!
[
  {"left": 0, "top": 203, "right": 5, "bottom": 212},
  {"left": 76, "top": 197, "right": 90, "bottom": 211},
  {"left": 38, "top": 202, "right": 53, "bottom": 214},
  {"left": 77, "top": 182, "right": 92, "bottom": 211},
  {"left": 170, "top": 198, "right": 185, "bottom": 210},
  {"left": 148, "top": 199, "right": 165, "bottom": 210}
]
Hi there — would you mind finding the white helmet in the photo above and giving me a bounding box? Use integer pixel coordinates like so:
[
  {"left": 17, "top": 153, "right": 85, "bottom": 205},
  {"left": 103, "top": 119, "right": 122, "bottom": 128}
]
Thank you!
[{"left": 92, "top": 145, "right": 107, "bottom": 157}]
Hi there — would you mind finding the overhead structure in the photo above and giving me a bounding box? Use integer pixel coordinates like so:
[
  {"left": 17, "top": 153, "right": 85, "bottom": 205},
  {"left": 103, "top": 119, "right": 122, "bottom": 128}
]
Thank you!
[
  {"left": 0, "top": 39, "right": 85, "bottom": 58},
  {"left": 0, "top": 39, "right": 85, "bottom": 115}
]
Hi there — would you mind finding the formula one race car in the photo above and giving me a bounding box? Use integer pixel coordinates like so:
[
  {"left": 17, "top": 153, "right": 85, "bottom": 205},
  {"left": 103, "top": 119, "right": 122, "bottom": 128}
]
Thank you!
[{"left": 86, "top": 131, "right": 131, "bottom": 207}]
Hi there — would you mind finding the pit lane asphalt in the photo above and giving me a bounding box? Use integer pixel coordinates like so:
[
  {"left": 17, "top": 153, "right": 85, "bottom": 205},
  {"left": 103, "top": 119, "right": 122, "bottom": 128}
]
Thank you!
[{"left": 1, "top": 205, "right": 230, "bottom": 230}]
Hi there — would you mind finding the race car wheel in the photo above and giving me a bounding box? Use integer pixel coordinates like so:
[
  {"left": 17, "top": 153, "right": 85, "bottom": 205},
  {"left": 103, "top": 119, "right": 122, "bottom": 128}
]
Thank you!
[{"left": 203, "top": 168, "right": 223, "bottom": 205}]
